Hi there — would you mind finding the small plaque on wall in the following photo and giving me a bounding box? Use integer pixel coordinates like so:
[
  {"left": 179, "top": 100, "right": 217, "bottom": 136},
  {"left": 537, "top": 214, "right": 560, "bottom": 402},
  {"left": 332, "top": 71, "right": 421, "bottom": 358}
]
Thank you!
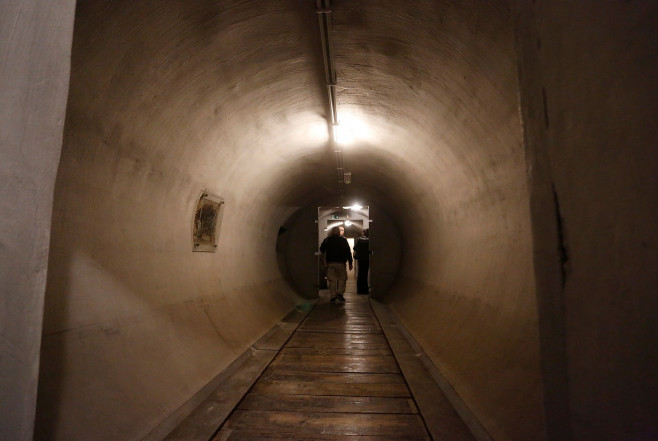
[{"left": 192, "top": 191, "right": 224, "bottom": 252}]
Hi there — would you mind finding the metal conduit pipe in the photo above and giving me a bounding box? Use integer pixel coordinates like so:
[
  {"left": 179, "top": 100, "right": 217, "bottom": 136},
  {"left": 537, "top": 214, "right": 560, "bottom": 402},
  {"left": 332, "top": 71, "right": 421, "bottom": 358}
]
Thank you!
[
  {"left": 316, "top": 0, "right": 345, "bottom": 193},
  {"left": 316, "top": 0, "right": 337, "bottom": 126}
]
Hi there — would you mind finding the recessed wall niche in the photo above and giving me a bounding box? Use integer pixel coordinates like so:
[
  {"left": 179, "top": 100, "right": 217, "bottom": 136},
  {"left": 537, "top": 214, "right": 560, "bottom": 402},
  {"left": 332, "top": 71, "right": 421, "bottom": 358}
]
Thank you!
[{"left": 192, "top": 191, "right": 224, "bottom": 252}]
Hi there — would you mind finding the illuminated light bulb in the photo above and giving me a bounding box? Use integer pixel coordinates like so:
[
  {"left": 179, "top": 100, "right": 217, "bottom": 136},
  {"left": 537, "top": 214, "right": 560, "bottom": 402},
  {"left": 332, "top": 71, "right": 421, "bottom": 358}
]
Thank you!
[{"left": 334, "top": 124, "right": 354, "bottom": 145}]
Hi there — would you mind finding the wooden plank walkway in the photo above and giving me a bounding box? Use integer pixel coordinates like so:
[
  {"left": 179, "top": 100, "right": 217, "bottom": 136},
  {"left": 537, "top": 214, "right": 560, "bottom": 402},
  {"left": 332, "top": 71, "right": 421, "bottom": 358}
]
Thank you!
[
  {"left": 163, "top": 276, "right": 479, "bottom": 441},
  {"left": 212, "top": 279, "right": 432, "bottom": 441}
]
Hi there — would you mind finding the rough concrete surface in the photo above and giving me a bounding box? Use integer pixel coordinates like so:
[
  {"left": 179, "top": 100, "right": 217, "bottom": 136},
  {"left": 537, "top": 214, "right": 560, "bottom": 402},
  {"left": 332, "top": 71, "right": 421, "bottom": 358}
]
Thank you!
[{"left": 0, "top": 1, "right": 75, "bottom": 440}]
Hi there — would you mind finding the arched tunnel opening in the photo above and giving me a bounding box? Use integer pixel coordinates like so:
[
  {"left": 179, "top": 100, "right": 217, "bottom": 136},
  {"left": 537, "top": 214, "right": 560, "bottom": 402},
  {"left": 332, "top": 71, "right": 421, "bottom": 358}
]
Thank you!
[
  {"left": 276, "top": 202, "right": 402, "bottom": 300},
  {"left": 1, "top": 1, "right": 656, "bottom": 441}
]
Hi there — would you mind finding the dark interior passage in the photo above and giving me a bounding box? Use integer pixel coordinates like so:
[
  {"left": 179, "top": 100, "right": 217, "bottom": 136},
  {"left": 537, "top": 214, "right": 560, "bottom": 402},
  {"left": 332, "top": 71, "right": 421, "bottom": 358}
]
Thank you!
[{"left": 1, "top": 1, "right": 657, "bottom": 441}]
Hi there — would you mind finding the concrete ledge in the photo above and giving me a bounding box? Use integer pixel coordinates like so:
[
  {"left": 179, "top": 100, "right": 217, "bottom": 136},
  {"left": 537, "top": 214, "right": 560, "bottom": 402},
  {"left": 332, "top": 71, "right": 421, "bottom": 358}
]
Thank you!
[
  {"left": 370, "top": 299, "right": 493, "bottom": 441},
  {"left": 142, "top": 301, "right": 315, "bottom": 441}
]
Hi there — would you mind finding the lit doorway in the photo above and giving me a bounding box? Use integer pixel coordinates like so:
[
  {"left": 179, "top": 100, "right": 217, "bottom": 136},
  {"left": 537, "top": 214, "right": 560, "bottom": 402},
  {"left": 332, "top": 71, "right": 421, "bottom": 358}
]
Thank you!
[{"left": 316, "top": 205, "right": 370, "bottom": 292}]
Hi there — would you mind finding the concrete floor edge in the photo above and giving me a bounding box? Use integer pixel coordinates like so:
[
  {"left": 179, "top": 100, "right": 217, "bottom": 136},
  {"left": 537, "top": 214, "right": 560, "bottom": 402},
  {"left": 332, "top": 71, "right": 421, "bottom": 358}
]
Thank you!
[
  {"left": 144, "top": 300, "right": 317, "bottom": 441},
  {"left": 369, "top": 299, "right": 494, "bottom": 441}
]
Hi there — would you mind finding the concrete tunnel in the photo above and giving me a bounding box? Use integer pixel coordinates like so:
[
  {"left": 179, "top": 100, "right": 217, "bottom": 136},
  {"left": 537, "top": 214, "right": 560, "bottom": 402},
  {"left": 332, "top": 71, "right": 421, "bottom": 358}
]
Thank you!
[{"left": 1, "top": 1, "right": 657, "bottom": 441}]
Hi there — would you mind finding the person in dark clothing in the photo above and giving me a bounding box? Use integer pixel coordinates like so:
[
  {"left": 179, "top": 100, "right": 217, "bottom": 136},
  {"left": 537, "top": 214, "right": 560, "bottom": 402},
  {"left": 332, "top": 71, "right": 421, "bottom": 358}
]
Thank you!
[
  {"left": 353, "top": 229, "right": 371, "bottom": 294},
  {"left": 320, "top": 226, "right": 353, "bottom": 302}
]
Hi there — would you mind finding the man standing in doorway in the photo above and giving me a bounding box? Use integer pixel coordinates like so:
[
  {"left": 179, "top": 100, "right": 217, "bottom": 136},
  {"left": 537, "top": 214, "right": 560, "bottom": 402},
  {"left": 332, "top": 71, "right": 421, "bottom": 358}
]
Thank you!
[
  {"left": 353, "top": 229, "right": 371, "bottom": 294},
  {"left": 320, "top": 226, "right": 353, "bottom": 302}
]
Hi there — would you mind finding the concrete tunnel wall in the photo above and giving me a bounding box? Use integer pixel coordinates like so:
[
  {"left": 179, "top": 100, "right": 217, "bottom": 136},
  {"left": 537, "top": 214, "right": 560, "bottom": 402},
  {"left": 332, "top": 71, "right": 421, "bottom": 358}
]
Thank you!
[
  {"left": 0, "top": 1, "right": 76, "bottom": 441},
  {"left": 0, "top": 1, "right": 655, "bottom": 441},
  {"left": 35, "top": 2, "right": 542, "bottom": 440}
]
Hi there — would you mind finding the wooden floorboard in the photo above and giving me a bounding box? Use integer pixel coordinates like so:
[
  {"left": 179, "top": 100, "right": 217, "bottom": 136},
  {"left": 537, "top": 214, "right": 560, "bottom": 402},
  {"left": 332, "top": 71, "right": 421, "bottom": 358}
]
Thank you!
[
  {"left": 163, "top": 276, "right": 481, "bottom": 441},
  {"left": 250, "top": 379, "right": 411, "bottom": 398},
  {"left": 257, "top": 370, "right": 406, "bottom": 384},
  {"left": 270, "top": 354, "right": 400, "bottom": 374},
  {"left": 217, "top": 434, "right": 430, "bottom": 441},
  {"left": 218, "top": 410, "right": 428, "bottom": 437},
  {"left": 205, "top": 276, "right": 482, "bottom": 441},
  {"left": 238, "top": 394, "right": 418, "bottom": 413},
  {"left": 286, "top": 334, "right": 390, "bottom": 349},
  {"left": 212, "top": 277, "right": 435, "bottom": 440},
  {"left": 280, "top": 347, "right": 392, "bottom": 356}
]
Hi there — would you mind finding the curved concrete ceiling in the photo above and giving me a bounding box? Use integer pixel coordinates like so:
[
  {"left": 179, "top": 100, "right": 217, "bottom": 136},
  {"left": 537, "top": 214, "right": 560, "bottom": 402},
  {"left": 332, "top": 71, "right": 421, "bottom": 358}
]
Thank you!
[{"left": 67, "top": 0, "right": 521, "bottom": 219}]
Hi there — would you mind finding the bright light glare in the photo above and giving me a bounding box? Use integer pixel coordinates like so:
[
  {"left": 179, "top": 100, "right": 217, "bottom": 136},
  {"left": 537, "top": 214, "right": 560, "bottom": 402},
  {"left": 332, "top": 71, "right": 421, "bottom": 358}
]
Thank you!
[
  {"left": 334, "top": 118, "right": 372, "bottom": 145},
  {"left": 305, "top": 120, "right": 329, "bottom": 143},
  {"left": 344, "top": 220, "right": 352, "bottom": 226},
  {"left": 343, "top": 204, "right": 363, "bottom": 210},
  {"left": 334, "top": 124, "right": 354, "bottom": 145}
]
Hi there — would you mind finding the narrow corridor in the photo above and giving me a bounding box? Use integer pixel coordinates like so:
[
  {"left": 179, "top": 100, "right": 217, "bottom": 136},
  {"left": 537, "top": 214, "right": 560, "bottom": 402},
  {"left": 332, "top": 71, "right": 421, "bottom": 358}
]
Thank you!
[
  {"left": 216, "top": 277, "right": 428, "bottom": 440},
  {"left": 164, "top": 277, "right": 476, "bottom": 440}
]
